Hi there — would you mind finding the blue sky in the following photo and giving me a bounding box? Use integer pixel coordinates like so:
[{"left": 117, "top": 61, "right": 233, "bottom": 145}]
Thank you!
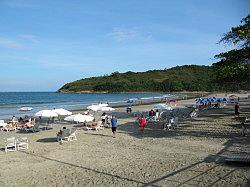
[{"left": 0, "top": 0, "right": 249, "bottom": 91}]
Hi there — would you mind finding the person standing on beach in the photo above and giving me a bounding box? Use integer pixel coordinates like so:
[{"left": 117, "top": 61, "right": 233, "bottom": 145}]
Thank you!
[
  {"left": 139, "top": 115, "right": 147, "bottom": 133},
  {"left": 240, "top": 122, "right": 247, "bottom": 136},
  {"left": 101, "top": 112, "right": 107, "bottom": 125},
  {"left": 155, "top": 109, "right": 160, "bottom": 121},
  {"left": 111, "top": 115, "right": 118, "bottom": 138},
  {"left": 235, "top": 103, "right": 240, "bottom": 115}
]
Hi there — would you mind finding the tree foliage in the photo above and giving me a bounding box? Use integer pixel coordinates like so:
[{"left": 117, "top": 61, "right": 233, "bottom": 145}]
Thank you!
[
  {"left": 213, "top": 14, "right": 250, "bottom": 89},
  {"left": 219, "top": 14, "right": 250, "bottom": 48},
  {"left": 58, "top": 65, "right": 221, "bottom": 93}
]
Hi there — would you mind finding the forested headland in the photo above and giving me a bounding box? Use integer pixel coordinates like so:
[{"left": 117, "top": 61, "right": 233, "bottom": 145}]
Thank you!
[{"left": 58, "top": 65, "right": 249, "bottom": 93}]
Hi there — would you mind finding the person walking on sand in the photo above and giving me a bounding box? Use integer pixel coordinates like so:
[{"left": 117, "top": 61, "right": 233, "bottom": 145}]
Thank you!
[
  {"left": 240, "top": 122, "right": 247, "bottom": 136},
  {"left": 235, "top": 103, "right": 240, "bottom": 115},
  {"left": 111, "top": 115, "right": 118, "bottom": 138},
  {"left": 155, "top": 109, "right": 160, "bottom": 121},
  {"left": 139, "top": 115, "right": 147, "bottom": 133}
]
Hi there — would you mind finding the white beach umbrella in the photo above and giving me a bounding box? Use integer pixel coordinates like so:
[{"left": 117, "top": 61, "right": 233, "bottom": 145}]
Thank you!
[
  {"left": 154, "top": 104, "right": 172, "bottom": 110},
  {"left": 35, "top": 110, "right": 58, "bottom": 118},
  {"left": 87, "top": 103, "right": 109, "bottom": 111},
  {"left": 53, "top": 108, "right": 72, "bottom": 116},
  {"left": 18, "top": 107, "right": 33, "bottom": 111},
  {"left": 64, "top": 113, "right": 94, "bottom": 123},
  {"left": 87, "top": 105, "right": 102, "bottom": 112},
  {"left": 100, "top": 106, "right": 115, "bottom": 112}
]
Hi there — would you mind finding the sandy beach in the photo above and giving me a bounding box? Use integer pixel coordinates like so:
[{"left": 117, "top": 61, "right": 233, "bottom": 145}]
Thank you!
[{"left": 0, "top": 93, "right": 249, "bottom": 186}]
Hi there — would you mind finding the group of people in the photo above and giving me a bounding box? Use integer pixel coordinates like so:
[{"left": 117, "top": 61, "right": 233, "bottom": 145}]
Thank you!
[
  {"left": 148, "top": 109, "right": 160, "bottom": 121},
  {"left": 2, "top": 116, "right": 36, "bottom": 131},
  {"left": 100, "top": 113, "right": 118, "bottom": 137},
  {"left": 58, "top": 113, "right": 118, "bottom": 139}
]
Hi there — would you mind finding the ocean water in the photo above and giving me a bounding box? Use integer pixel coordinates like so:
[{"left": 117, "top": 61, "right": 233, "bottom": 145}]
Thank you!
[{"left": 0, "top": 92, "right": 176, "bottom": 119}]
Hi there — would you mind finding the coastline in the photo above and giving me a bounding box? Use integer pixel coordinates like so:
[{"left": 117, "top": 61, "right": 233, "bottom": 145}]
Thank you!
[
  {"left": 0, "top": 92, "right": 185, "bottom": 120},
  {"left": 1, "top": 91, "right": 249, "bottom": 120}
]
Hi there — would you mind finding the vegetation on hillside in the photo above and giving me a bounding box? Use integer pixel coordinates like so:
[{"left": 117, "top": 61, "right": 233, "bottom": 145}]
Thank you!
[{"left": 58, "top": 65, "right": 220, "bottom": 93}]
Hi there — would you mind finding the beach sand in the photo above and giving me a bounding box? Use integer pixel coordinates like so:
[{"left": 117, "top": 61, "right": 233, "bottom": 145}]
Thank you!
[{"left": 0, "top": 93, "right": 249, "bottom": 186}]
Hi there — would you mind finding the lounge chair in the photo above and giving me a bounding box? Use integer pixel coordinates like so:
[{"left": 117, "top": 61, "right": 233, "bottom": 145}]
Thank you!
[
  {"left": 16, "top": 137, "right": 29, "bottom": 150},
  {"left": 171, "top": 117, "right": 179, "bottom": 128},
  {"left": 0, "top": 120, "right": 8, "bottom": 131},
  {"left": 24, "top": 123, "right": 40, "bottom": 133},
  {"left": 5, "top": 137, "right": 16, "bottom": 152},
  {"left": 69, "top": 128, "right": 77, "bottom": 141},
  {"left": 167, "top": 118, "right": 175, "bottom": 130},
  {"left": 57, "top": 129, "right": 77, "bottom": 142},
  {"left": 83, "top": 126, "right": 94, "bottom": 131},
  {"left": 2, "top": 124, "right": 16, "bottom": 132},
  {"left": 190, "top": 109, "right": 198, "bottom": 118},
  {"left": 93, "top": 121, "right": 104, "bottom": 130}
]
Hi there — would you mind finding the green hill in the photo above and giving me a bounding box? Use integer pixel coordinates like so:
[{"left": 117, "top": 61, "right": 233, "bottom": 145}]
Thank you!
[{"left": 58, "top": 65, "right": 222, "bottom": 93}]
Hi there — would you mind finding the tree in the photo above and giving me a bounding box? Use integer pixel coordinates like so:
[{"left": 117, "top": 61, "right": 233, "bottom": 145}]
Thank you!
[{"left": 213, "top": 14, "right": 250, "bottom": 89}]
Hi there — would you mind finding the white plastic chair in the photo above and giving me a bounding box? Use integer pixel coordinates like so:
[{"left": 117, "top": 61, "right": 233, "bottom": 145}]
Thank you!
[
  {"left": 5, "top": 137, "right": 16, "bottom": 152},
  {"left": 57, "top": 129, "right": 76, "bottom": 142},
  {"left": 69, "top": 128, "right": 77, "bottom": 141},
  {"left": 93, "top": 121, "right": 104, "bottom": 131},
  {"left": 16, "top": 137, "right": 29, "bottom": 150},
  {"left": 173, "top": 117, "right": 179, "bottom": 128},
  {"left": 0, "top": 120, "right": 8, "bottom": 131},
  {"left": 24, "top": 123, "right": 39, "bottom": 133},
  {"left": 167, "top": 118, "right": 175, "bottom": 130}
]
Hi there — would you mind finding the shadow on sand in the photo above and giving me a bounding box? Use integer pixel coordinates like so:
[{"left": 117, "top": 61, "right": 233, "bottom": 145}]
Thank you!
[{"left": 36, "top": 137, "right": 58, "bottom": 143}]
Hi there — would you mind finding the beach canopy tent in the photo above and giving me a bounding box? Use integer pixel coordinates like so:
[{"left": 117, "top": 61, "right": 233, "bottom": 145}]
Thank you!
[
  {"left": 154, "top": 104, "right": 172, "bottom": 110},
  {"left": 64, "top": 113, "right": 94, "bottom": 123},
  {"left": 196, "top": 97, "right": 227, "bottom": 104},
  {"left": 35, "top": 110, "right": 58, "bottom": 118},
  {"left": 18, "top": 107, "right": 33, "bottom": 111},
  {"left": 53, "top": 108, "right": 72, "bottom": 116}
]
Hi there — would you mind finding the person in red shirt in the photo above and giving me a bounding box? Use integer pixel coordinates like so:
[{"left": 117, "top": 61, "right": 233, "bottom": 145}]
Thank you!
[{"left": 139, "top": 115, "right": 147, "bottom": 133}]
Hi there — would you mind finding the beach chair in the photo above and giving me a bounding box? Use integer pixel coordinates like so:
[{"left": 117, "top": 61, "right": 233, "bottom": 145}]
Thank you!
[
  {"left": 57, "top": 129, "right": 74, "bottom": 142},
  {"left": 146, "top": 116, "right": 155, "bottom": 123},
  {"left": 24, "top": 123, "right": 40, "bottom": 133},
  {"left": 2, "top": 124, "right": 16, "bottom": 132},
  {"left": 0, "top": 120, "right": 8, "bottom": 131},
  {"left": 69, "top": 128, "right": 77, "bottom": 141},
  {"left": 173, "top": 117, "right": 179, "bottom": 128},
  {"left": 16, "top": 137, "right": 28, "bottom": 150},
  {"left": 93, "top": 121, "right": 104, "bottom": 131},
  {"left": 167, "top": 118, "right": 175, "bottom": 130},
  {"left": 5, "top": 137, "right": 17, "bottom": 152},
  {"left": 83, "top": 126, "right": 94, "bottom": 131},
  {"left": 190, "top": 109, "right": 198, "bottom": 118}
]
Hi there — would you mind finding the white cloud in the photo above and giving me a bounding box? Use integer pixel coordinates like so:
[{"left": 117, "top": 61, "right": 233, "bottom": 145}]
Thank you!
[
  {"left": 108, "top": 28, "right": 139, "bottom": 42},
  {"left": 0, "top": 37, "right": 25, "bottom": 49}
]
